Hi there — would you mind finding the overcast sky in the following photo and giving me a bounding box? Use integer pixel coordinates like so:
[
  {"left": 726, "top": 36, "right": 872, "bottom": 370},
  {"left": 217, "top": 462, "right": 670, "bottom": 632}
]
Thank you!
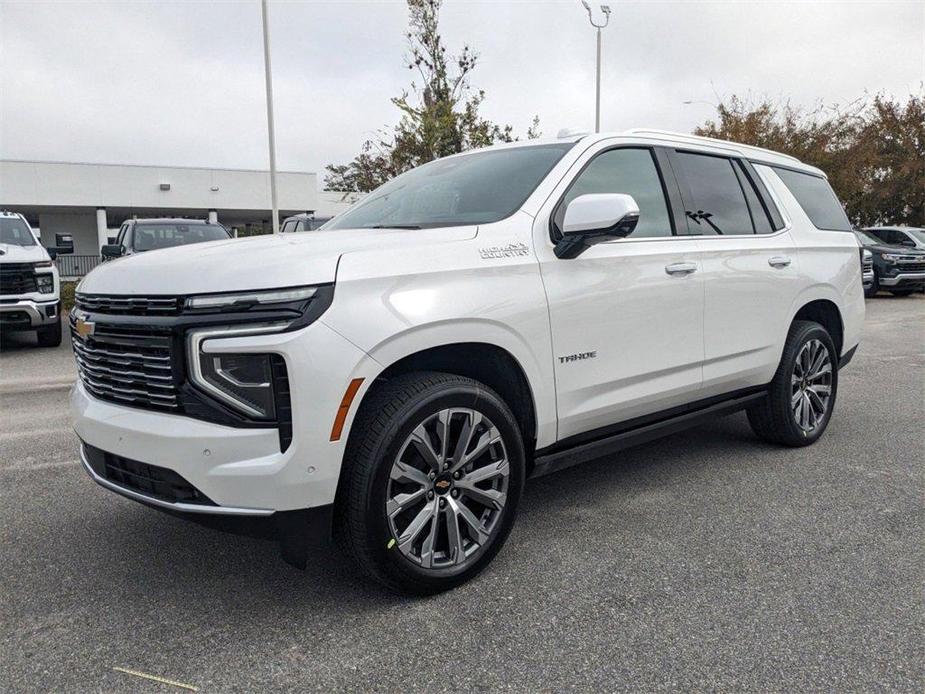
[{"left": 1, "top": 0, "right": 922, "bottom": 182}]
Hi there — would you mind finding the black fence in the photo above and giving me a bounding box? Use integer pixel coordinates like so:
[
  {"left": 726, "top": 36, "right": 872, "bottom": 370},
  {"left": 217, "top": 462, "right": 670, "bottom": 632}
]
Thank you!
[{"left": 55, "top": 255, "right": 101, "bottom": 279}]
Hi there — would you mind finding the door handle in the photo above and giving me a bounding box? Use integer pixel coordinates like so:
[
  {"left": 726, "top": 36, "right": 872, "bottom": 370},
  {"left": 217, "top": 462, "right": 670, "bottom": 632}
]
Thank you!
[
  {"left": 665, "top": 262, "right": 698, "bottom": 276},
  {"left": 768, "top": 256, "right": 792, "bottom": 268}
]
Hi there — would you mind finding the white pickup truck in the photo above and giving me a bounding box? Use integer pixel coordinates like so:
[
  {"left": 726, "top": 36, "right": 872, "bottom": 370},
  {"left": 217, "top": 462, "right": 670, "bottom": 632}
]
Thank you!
[{"left": 0, "top": 211, "right": 62, "bottom": 347}]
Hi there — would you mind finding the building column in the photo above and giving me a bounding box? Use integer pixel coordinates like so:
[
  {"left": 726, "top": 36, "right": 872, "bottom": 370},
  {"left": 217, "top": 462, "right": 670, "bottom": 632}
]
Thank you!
[
  {"left": 96, "top": 208, "right": 108, "bottom": 251},
  {"left": 208, "top": 209, "right": 218, "bottom": 224}
]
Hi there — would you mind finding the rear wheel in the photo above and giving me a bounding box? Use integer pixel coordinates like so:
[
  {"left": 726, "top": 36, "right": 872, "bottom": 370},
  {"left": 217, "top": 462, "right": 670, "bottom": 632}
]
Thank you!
[
  {"left": 36, "top": 318, "right": 62, "bottom": 348},
  {"left": 336, "top": 371, "right": 525, "bottom": 595},
  {"left": 747, "top": 320, "right": 838, "bottom": 447}
]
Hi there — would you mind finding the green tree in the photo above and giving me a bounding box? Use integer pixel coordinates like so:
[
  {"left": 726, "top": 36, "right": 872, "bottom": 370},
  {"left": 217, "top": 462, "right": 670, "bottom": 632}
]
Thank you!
[
  {"left": 324, "top": 0, "right": 539, "bottom": 193},
  {"left": 694, "top": 91, "right": 923, "bottom": 227}
]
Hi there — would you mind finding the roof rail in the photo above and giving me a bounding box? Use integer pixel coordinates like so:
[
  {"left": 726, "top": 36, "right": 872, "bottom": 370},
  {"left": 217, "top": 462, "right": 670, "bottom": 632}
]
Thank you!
[{"left": 623, "top": 129, "right": 803, "bottom": 165}]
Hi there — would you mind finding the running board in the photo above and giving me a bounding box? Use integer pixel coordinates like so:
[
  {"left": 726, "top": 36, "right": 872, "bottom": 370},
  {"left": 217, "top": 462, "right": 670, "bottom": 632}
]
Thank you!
[{"left": 530, "top": 391, "right": 767, "bottom": 479}]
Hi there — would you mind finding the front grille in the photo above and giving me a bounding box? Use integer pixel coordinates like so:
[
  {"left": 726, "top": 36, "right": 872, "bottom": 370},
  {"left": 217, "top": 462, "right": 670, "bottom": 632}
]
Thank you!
[
  {"left": 83, "top": 443, "right": 215, "bottom": 506},
  {"left": 896, "top": 261, "right": 925, "bottom": 273},
  {"left": 76, "top": 293, "right": 181, "bottom": 315},
  {"left": 71, "top": 322, "right": 179, "bottom": 410},
  {"left": 0, "top": 263, "right": 37, "bottom": 295}
]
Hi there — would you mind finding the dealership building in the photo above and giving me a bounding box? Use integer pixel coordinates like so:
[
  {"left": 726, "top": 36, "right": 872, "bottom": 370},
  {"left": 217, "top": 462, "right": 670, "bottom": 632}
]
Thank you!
[{"left": 0, "top": 159, "right": 359, "bottom": 259}]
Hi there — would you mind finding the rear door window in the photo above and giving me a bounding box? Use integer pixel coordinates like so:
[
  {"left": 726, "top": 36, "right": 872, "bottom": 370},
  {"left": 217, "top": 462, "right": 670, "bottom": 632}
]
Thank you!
[
  {"left": 673, "top": 152, "right": 755, "bottom": 235},
  {"left": 772, "top": 167, "right": 851, "bottom": 231}
]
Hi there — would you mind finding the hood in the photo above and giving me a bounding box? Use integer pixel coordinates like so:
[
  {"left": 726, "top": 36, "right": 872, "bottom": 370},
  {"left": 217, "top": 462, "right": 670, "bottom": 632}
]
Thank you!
[
  {"left": 78, "top": 225, "right": 477, "bottom": 295},
  {"left": 0, "top": 243, "right": 51, "bottom": 263},
  {"left": 865, "top": 243, "right": 925, "bottom": 255}
]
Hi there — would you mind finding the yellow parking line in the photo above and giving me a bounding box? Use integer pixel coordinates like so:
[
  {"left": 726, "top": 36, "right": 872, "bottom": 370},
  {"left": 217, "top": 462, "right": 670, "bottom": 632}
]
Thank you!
[{"left": 112, "top": 666, "right": 199, "bottom": 691}]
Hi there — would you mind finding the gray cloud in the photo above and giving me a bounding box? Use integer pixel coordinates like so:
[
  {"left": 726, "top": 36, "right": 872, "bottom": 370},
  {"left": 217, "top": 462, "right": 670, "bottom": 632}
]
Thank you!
[{"left": 1, "top": 0, "right": 922, "bottom": 180}]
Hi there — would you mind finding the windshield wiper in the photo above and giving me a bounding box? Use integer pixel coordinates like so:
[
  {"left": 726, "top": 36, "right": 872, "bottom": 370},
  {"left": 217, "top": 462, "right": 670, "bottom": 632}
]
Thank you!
[{"left": 363, "top": 224, "right": 422, "bottom": 230}]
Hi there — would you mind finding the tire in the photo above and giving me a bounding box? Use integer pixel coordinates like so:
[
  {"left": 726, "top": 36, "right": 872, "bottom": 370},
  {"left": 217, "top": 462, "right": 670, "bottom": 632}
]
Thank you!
[
  {"left": 36, "top": 319, "right": 62, "bottom": 348},
  {"left": 335, "top": 371, "right": 525, "bottom": 595},
  {"left": 747, "top": 320, "right": 838, "bottom": 447},
  {"left": 890, "top": 289, "right": 915, "bottom": 297},
  {"left": 863, "top": 281, "right": 877, "bottom": 298}
]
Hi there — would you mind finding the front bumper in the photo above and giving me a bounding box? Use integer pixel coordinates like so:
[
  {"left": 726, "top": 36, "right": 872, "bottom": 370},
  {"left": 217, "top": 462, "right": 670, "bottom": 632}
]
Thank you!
[
  {"left": 70, "top": 318, "right": 378, "bottom": 513},
  {"left": 0, "top": 297, "right": 59, "bottom": 330},
  {"left": 878, "top": 272, "right": 925, "bottom": 288}
]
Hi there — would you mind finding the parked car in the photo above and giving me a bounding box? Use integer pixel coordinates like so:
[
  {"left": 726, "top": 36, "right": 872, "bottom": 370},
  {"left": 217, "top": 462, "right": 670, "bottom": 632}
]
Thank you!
[
  {"left": 865, "top": 226, "right": 925, "bottom": 252},
  {"left": 101, "top": 218, "right": 232, "bottom": 260},
  {"left": 280, "top": 213, "right": 333, "bottom": 233},
  {"left": 854, "top": 228, "right": 925, "bottom": 296},
  {"left": 70, "top": 130, "right": 865, "bottom": 594},
  {"left": 0, "top": 210, "right": 66, "bottom": 347}
]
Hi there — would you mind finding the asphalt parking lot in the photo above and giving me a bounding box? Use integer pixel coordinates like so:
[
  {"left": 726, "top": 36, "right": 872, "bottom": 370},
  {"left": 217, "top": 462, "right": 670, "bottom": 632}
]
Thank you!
[{"left": 1, "top": 297, "right": 922, "bottom": 693}]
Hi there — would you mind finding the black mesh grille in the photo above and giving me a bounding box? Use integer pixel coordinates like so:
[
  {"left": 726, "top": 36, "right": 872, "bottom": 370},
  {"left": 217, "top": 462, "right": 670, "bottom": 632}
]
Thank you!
[
  {"left": 896, "top": 261, "right": 925, "bottom": 273},
  {"left": 76, "top": 293, "right": 181, "bottom": 315},
  {"left": 71, "top": 320, "right": 179, "bottom": 411},
  {"left": 84, "top": 444, "right": 215, "bottom": 505},
  {"left": 0, "top": 263, "right": 37, "bottom": 295}
]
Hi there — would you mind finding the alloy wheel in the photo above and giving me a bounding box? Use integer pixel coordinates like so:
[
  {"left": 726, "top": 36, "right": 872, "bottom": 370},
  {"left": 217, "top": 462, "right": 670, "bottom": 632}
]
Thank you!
[
  {"left": 791, "top": 338, "right": 832, "bottom": 433},
  {"left": 386, "top": 408, "right": 510, "bottom": 569}
]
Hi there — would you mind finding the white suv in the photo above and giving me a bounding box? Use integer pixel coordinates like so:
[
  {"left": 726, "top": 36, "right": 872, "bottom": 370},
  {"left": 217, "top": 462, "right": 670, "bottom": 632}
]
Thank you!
[{"left": 70, "top": 130, "right": 864, "bottom": 594}]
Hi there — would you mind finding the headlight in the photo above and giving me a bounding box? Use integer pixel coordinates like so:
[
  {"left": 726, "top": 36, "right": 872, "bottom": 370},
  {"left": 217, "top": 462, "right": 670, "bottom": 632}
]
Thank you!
[
  {"left": 186, "top": 286, "right": 317, "bottom": 311},
  {"left": 36, "top": 273, "right": 54, "bottom": 294},
  {"left": 34, "top": 261, "right": 53, "bottom": 269},
  {"left": 881, "top": 253, "right": 903, "bottom": 263},
  {"left": 187, "top": 323, "right": 288, "bottom": 419}
]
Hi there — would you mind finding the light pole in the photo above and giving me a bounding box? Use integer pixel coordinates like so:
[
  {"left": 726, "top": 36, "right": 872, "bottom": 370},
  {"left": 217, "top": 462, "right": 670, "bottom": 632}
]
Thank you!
[
  {"left": 260, "top": 0, "right": 280, "bottom": 234},
  {"left": 581, "top": 1, "right": 611, "bottom": 133}
]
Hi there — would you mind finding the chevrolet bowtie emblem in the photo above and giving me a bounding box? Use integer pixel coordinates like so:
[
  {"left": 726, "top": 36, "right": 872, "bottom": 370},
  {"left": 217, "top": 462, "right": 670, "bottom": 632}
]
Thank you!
[
  {"left": 75, "top": 317, "right": 95, "bottom": 339},
  {"left": 434, "top": 479, "right": 451, "bottom": 489}
]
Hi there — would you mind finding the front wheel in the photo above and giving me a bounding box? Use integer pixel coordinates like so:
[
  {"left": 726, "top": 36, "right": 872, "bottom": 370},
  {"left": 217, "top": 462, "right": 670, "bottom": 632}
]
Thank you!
[
  {"left": 747, "top": 320, "right": 838, "bottom": 447},
  {"left": 36, "top": 319, "right": 62, "bottom": 347},
  {"left": 336, "top": 372, "right": 525, "bottom": 595}
]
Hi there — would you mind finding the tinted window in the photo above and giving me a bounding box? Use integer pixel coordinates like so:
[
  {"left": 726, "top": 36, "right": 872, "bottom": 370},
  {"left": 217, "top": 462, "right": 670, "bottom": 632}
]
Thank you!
[
  {"left": 132, "top": 223, "right": 230, "bottom": 252},
  {"left": 773, "top": 167, "right": 851, "bottom": 231},
  {"left": 0, "top": 217, "right": 36, "bottom": 246},
  {"left": 554, "top": 148, "right": 672, "bottom": 238},
  {"left": 675, "top": 152, "right": 754, "bottom": 235},
  {"left": 854, "top": 230, "right": 881, "bottom": 246},
  {"left": 326, "top": 144, "right": 573, "bottom": 230}
]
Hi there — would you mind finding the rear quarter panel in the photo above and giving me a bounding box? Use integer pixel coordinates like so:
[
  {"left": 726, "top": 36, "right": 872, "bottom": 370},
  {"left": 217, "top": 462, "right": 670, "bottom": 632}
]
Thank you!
[{"left": 757, "top": 165, "right": 865, "bottom": 356}]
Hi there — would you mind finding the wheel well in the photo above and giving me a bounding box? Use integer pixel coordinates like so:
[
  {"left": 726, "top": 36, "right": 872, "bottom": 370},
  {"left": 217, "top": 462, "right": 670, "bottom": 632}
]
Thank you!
[
  {"left": 793, "top": 300, "right": 843, "bottom": 356},
  {"left": 369, "top": 343, "right": 538, "bottom": 454}
]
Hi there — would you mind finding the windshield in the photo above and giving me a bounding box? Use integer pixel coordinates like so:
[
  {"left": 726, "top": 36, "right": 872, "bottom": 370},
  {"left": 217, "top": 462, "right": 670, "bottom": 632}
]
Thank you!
[
  {"left": 906, "top": 228, "right": 925, "bottom": 244},
  {"left": 325, "top": 143, "right": 573, "bottom": 230},
  {"left": 132, "top": 223, "right": 230, "bottom": 252},
  {"left": 854, "top": 230, "right": 881, "bottom": 246},
  {"left": 0, "top": 217, "right": 37, "bottom": 246}
]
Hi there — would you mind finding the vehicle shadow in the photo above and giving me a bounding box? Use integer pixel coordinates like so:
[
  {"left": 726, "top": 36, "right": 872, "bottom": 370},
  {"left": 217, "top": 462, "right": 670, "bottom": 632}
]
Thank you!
[{"left": 66, "top": 413, "right": 764, "bottom": 616}]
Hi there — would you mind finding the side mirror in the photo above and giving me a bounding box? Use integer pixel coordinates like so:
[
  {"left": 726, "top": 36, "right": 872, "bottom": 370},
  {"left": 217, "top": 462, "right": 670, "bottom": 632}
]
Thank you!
[
  {"left": 555, "top": 193, "right": 640, "bottom": 259},
  {"left": 47, "top": 248, "right": 57, "bottom": 261},
  {"left": 101, "top": 244, "right": 124, "bottom": 260}
]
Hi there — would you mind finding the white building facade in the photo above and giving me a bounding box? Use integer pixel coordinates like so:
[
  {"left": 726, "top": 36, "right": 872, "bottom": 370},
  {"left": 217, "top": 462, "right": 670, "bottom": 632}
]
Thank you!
[{"left": 0, "top": 160, "right": 356, "bottom": 256}]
